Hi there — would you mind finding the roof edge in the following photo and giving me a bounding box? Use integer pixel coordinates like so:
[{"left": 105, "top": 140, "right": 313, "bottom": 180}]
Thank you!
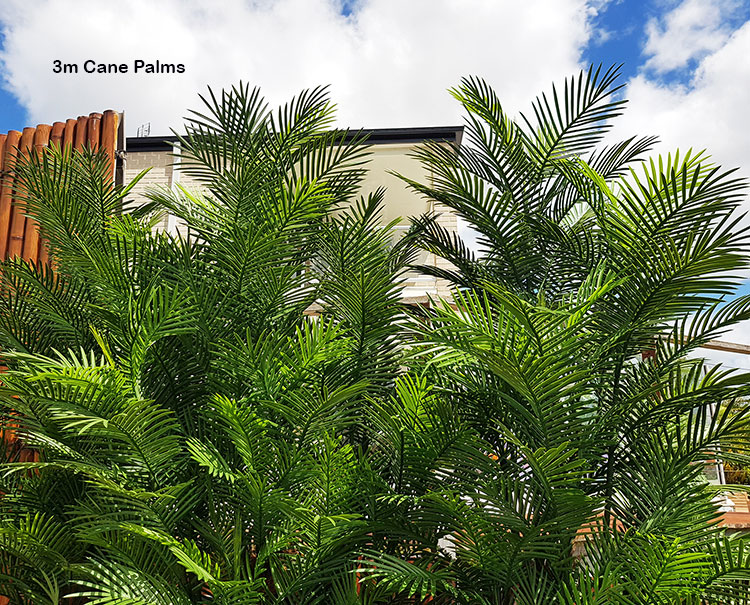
[{"left": 126, "top": 125, "right": 464, "bottom": 152}]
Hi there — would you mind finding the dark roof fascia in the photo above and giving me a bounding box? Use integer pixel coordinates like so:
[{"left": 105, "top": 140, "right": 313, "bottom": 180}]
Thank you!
[
  {"left": 126, "top": 126, "right": 463, "bottom": 153},
  {"left": 126, "top": 136, "right": 179, "bottom": 152},
  {"left": 350, "top": 126, "right": 464, "bottom": 146}
]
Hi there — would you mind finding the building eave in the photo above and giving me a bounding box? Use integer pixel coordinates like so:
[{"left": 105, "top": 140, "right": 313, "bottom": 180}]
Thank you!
[{"left": 125, "top": 125, "right": 464, "bottom": 153}]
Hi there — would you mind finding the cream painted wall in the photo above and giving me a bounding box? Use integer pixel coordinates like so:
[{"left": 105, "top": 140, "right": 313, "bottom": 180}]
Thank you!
[
  {"left": 357, "top": 143, "right": 432, "bottom": 226},
  {"left": 122, "top": 141, "right": 456, "bottom": 298}
]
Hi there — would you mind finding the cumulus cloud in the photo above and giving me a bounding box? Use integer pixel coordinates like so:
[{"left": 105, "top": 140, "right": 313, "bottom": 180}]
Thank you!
[
  {"left": 612, "top": 17, "right": 750, "bottom": 182},
  {"left": 0, "top": 0, "right": 594, "bottom": 135},
  {"left": 610, "top": 0, "right": 750, "bottom": 189},
  {"left": 610, "top": 2, "right": 750, "bottom": 349},
  {"left": 642, "top": 0, "right": 742, "bottom": 73}
]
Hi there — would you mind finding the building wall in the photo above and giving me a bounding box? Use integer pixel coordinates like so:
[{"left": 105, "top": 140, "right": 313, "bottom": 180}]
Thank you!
[
  {"left": 123, "top": 150, "right": 173, "bottom": 231},
  {"left": 123, "top": 140, "right": 457, "bottom": 298}
]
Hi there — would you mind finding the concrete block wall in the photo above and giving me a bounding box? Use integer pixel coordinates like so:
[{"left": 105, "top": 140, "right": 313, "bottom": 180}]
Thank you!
[
  {"left": 433, "top": 201, "right": 458, "bottom": 299},
  {"left": 123, "top": 150, "right": 173, "bottom": 231}
]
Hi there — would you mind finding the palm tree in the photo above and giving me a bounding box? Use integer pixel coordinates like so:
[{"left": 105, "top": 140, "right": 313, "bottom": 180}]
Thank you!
[
  {"left": 387, "top": 64, "right": 750, "bottom": 603},
  {"left": 0, "top": 84, "right": 411, "bottom": 604},
  {"left": 0, "top": 66, "right": 749, "bottom": 604}
]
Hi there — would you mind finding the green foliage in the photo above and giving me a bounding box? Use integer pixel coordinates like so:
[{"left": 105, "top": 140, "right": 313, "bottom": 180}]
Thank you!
[{"left": 2, "top": 69, "right": 750, "bottom": 603}]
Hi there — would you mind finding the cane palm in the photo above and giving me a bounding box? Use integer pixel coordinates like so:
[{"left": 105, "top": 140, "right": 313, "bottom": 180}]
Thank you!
[
  {"left": 387, "top": 65, "right": 750, "bottom": 602},
  {"left": 0, "top": 84, "right": 408, "bottom": 604},
  {"left": 0, "top": 67, "right": 749, "bottom": 605}
]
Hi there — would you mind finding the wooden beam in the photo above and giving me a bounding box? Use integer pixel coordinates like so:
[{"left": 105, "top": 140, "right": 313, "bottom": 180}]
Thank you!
[
  {"left": 6, "top": 127, "right": 35, "bottom": 259},
  {"left": 22, "top": 124, "right": 51, "bottom": 263},
  {"left": 0, "top": 130, "right": 20, "bottom": 260},
  {"left": 699, "top": 340, "right": 750, "bottom": 355}
]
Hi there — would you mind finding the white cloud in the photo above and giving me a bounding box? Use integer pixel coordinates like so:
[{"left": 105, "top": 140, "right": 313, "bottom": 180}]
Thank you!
[
  {"left": 642, "top": 0, "right": 741, "bottom": 73},
  {"left": 0, "top": 0, "right": 594, "bottom": 136},
  {"left": 611, "top": 8, "right": 750, "bottom": 351},
  {"left": 612, "top": 18, "right": 750, "bottom": 182}
]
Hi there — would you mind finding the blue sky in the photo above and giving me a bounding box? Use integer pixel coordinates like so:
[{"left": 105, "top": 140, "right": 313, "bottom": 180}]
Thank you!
[
  {"left": 0, "top": 91, "right": 25, "bottom": 133},
  {"left": 584, "top": 0, "right": 654, "bottom": 82},
  {"left": 0, "top": 30, "right": 27, "bottom": 133},
  {"left": 587, "top": 0, "right": 749, "bottom": 86}
]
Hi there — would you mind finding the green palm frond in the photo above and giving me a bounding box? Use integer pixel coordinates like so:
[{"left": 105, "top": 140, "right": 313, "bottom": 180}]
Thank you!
[
  {"left": 2, "top": 70, "right": 749, "bottom": 604},
  {"left": 520, "top": 64, "right": 625, "bottom": 173},
  {"left": 11, "top": 145, "right": 148, "bottom": 255}
]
